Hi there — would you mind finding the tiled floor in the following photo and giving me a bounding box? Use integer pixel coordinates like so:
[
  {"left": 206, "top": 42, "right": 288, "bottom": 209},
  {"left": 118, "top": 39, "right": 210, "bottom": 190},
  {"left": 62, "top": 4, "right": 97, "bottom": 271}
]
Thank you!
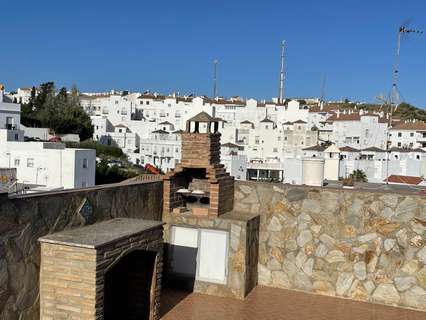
[{"left": 160, "top": 286, "right": 425, "bottom": 320}]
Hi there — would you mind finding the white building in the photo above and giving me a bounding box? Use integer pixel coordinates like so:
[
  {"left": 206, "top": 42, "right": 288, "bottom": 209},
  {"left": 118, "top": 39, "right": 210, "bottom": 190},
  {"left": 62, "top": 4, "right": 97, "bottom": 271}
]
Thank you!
[
  {"left": 389, "top": 121, "right": 426, "bottom": 149},
  {"left": 82, "top": 89, "right": 421, "bottom": 186},
  {"left": 137, "top": 129, "right": 182, "bottom": 173},
  {"left": 11, "top": 87, "right": 33, "bottom": 104},
  {"left": 220, "top": 143, "right": 247, "bottom": 181},
  {"left": 338, "top": 147, "right": 426, "bottom": 183},
  {"left": 282, "top": 120, "right": 319, "bottom": 156},
  {"left": 0, "top": 85, "right": 23, "bottom": 142},
  {"left": 0, "top": 86, "right": 96, "bottom": 191},
  {"left": 0, "top": 140, "right": 96, "bottom": 190},
  {"left": 328, "top": 111, "right": 388, "bottom": 150},
  {"left": 80, "top": 93, "right": 134, "bottom": 125}
]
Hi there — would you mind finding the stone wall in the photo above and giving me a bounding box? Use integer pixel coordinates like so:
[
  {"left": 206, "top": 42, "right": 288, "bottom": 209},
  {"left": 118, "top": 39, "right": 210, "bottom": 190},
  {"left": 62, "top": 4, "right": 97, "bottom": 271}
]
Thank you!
[
  {"left": 234, "top": 181, "right": 426, "bottom": 311},
  {"left": 0, "top": 181, "right": 163, "bottom": 319},
  {"left": 164, "top": 211, "right": 259, "bottom": 299}
]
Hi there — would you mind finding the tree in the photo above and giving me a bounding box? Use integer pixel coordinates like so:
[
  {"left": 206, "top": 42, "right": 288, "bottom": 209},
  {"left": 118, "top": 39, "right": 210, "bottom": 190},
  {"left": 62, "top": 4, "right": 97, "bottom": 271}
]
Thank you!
[{"left": 20, "top": 82, "right": 94, "bottom": 140}]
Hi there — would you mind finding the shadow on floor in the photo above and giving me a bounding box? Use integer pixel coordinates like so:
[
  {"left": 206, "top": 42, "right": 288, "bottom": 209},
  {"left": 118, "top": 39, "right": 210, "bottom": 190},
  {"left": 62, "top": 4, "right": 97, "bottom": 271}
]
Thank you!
[{"left": 160, "top": 288, "right": 193, "bottom": 318}]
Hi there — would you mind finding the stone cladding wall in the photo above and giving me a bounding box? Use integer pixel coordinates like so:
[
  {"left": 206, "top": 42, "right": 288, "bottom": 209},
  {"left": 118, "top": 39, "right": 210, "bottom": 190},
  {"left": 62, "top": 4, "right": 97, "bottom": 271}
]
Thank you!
[
  {"left": 0, "top": 181, "right": 163, "bottom": 319},
  {"left": 164, "top": 212, "right": 260, "bottom": 299},
  {"left": 234, "top": 181, "right": 426, "bottom": 311}
]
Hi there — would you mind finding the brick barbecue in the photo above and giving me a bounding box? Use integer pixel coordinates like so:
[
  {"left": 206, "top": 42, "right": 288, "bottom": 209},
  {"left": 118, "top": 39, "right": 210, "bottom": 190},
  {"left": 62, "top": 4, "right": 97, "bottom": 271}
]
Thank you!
[
  {"left": 39, "top": 218, "right": 164, "bottom": 320},
  {"left": 163, "top": 112, "right": 234, "bottom": 217}
]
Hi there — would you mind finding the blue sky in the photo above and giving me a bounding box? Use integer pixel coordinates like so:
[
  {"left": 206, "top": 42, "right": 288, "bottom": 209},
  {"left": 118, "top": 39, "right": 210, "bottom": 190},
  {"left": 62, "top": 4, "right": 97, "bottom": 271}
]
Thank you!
[{"left": 1, "top": 0, "right": 426, "bottom": 106}]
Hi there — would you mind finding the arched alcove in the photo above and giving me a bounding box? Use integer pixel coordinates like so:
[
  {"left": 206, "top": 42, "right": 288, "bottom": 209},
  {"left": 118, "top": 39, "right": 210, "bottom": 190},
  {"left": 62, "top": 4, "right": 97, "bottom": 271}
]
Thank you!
[{"left": 104, "top": 250, "right": 158, "bottom": 320}]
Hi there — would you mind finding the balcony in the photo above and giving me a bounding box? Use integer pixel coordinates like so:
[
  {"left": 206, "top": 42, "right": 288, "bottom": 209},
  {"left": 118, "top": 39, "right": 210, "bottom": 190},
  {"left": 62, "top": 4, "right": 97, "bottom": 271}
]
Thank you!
[{"left": 247, "top": 162, "right": 284, "bottom": 170}]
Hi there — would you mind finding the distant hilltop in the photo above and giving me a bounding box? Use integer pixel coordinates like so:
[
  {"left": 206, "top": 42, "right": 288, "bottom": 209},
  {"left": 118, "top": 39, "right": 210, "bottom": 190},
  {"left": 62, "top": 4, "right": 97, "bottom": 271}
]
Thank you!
[{"left": 320, "top": 100, "right": 426, "bottom": 123}]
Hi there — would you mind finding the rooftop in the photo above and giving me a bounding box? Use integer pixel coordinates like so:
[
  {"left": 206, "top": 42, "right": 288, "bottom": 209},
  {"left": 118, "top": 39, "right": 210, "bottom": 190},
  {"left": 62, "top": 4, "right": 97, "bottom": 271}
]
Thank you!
[
  {"left": 187, "top": 111, "right": 216, "bottom": 122},
  {"left": 385, "top": 174, "right": 424, "bottom": 185},
  {"left": 391, "top": 121, "right": 426, "bottom": 131},
  {"left": 260, "top": 117, "right": 275, "bottom": 123},
  {"left": 152, "top": 129, "right": 170, "bottom": 134},
  {"left": 160, "top": 287, "right": 425, "bottom": 320}
]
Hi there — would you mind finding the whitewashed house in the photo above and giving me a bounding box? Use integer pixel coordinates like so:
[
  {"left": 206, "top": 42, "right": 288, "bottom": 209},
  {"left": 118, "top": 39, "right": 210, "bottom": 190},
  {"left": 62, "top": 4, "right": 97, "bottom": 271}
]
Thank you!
[
  {"left": 389, "top": 121, "right": 426, "bottom": 149},
  {"left": 0, "top": 86, "right": 96, "bottom": 191}
]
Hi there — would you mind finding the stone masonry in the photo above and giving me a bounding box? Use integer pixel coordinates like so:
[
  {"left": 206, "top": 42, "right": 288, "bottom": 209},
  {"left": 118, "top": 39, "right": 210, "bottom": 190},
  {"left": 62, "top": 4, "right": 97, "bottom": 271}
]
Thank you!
[
  {"left": 39, "top": 218, "right": 164, "bottom": 320},
  {"left": 234, "top": 181, "right": 426, "bottom": 312},
  {"left": 0, "top": 181, "right": 163, "bottom": 320},
  {"left": 164, "top": 211, "right": 259, "bottom": 299}
]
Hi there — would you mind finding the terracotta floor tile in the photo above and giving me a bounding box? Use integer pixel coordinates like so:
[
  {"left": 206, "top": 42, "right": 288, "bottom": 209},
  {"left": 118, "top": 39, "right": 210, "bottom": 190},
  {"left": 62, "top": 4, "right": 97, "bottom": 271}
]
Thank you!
[{"left": 160, "top": 286, "right": 425, "bottom": 320}]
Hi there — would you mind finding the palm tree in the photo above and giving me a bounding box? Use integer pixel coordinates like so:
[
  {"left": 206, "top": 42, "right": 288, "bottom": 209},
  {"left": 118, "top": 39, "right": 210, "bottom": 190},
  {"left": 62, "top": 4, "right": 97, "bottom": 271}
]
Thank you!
[{"left": 350, "top": 170, "right": 368, "bottom": 182}]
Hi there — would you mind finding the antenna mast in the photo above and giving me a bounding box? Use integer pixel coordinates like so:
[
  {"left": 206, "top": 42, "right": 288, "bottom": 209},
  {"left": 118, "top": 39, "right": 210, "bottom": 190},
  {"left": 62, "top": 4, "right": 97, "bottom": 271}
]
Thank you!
[
  {"left": 385, "top": 24, "right": 422, "bottom": 184},
  {"left": 278, "top": 40, "right": 286, "bottom": 104},
  {"left": 320, "top": 76, "right": 326, "bottom": 101},
  {"left": 391, "top": 26, "right": 423, "bottom": 107},
  {"left": 213, "top": 59, "right": 219, "bottom": 98}
]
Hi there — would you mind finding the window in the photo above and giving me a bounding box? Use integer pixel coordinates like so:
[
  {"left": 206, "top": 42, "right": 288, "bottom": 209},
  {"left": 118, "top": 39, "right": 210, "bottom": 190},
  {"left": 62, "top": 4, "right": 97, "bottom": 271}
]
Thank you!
[
  {"left": 255, "top": 136, "right": 260, "bottom": 144},
  {"left": 273, "top": 148, "right": 278, "bottom": 152},
  {"left": 14, "top": 158, "right": 20, "bottom": 166},
  {"left": 146, "top": 101, "right": 150, "bottom": 105},
  {"left": 265, "top": 125, "right": 269, "bottom": 129},
  {"left": 410, "top": 132, "right": 414, "bottom": 137},
  {"left": 398, "top": 132, "right": 402, "bottom": 137},
  {"left": 397, "top": 142, "right": 402, "bottom": 147},
  {"left": 27, "top": 158, "right": 34, "bottom": 168},
  {"left": 416, "top": 155, "right": 420, "bottom": 160},
  {"left": 83, "top": 158, "right": 88, "bottom": 168},
  {"left": 119, "top": 129, "right": 122, "bottom": 133},
  {"left": 14, "top": 134, "right": 19, "bottom": 140}
]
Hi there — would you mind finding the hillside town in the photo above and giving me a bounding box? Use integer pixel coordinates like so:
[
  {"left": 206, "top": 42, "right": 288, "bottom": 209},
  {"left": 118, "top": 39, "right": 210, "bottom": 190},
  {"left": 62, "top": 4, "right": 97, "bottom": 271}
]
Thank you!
[
  {"left": 2, "top": 1, "right": 426, "bottom": 319},
  {"left": 2, "top": 83, "right": 426, "bottom": 193}
]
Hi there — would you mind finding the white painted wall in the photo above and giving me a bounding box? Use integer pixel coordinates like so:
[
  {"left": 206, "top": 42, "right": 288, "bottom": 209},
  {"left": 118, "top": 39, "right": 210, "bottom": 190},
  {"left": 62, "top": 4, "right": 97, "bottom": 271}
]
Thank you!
[{"left": 0, "top": 140, "right": 95, "bottom": 189}]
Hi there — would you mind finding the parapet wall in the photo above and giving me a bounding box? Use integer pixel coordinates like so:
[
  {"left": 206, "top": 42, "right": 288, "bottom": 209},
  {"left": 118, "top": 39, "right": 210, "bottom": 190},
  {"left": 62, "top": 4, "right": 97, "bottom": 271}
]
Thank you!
[
  {"left": 0, "top": 181, "right": 163, "bottom": 319},
  {"left": 234, "top": 181, "right": 426, "bottom": 311}
]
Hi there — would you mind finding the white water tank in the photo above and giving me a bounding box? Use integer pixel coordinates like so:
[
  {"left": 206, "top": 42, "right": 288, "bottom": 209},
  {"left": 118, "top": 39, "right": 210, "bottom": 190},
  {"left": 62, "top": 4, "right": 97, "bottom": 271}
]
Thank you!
[{"left": 302, "top": 158, "right": 325, "bottom": 187}]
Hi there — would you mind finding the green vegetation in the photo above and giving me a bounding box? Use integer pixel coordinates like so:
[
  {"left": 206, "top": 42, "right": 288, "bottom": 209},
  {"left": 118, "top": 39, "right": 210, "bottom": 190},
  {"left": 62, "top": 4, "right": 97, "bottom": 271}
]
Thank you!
[
  {"left": 21, "top": 82, "right": 93, "bottom": 140},
  {"left": 327, "top": 101, "right": 426, "bottom": 122},
  {"left": 67, "top": 140, "right": 149, "bottom": 184},
  {"left": 350, "top": 169, "right": 368, "bottom": 182},
  {"left": 65, "top": 140, "right": 125, "bottom": 159},
  {"left": 393, "top": 102, "right": 426, "bottom": 122},
  {"left": 95, "top": 159, "right": 140, "bottom": 185}
]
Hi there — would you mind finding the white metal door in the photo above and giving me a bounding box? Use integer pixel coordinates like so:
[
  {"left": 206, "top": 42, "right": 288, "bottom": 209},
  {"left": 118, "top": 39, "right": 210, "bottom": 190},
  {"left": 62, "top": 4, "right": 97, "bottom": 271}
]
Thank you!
[
  {"left": 196, "top": 229, "right": 228, "bottom": 284},
  {"left": 169, "top": 226, "right": 199, "bottom": 277}
]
